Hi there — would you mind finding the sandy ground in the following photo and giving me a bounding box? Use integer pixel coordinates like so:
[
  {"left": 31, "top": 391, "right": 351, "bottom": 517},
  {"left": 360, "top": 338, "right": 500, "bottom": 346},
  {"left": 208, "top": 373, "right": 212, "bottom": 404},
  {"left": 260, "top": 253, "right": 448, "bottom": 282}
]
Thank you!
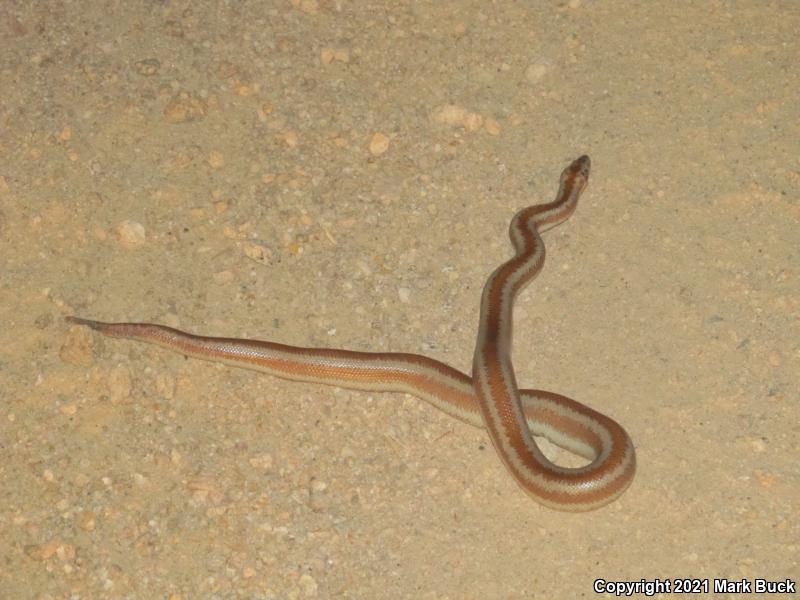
[{"left": 1, "top": 1, "right": 798, "bottom": 598}]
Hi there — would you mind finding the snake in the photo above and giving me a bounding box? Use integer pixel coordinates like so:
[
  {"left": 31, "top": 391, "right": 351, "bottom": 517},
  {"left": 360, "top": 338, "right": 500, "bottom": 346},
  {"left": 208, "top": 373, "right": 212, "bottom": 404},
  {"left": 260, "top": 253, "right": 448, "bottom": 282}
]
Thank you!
[{"left": 66, "top": 155, "right": 635, "bottom": 511}]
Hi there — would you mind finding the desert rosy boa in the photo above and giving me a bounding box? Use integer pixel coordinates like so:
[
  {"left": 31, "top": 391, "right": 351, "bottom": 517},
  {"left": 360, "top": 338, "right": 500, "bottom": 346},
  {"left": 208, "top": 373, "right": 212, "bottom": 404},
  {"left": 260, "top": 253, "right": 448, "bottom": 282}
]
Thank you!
[{"left": 67, "top": 155, "right": 635, "bottom": 511}]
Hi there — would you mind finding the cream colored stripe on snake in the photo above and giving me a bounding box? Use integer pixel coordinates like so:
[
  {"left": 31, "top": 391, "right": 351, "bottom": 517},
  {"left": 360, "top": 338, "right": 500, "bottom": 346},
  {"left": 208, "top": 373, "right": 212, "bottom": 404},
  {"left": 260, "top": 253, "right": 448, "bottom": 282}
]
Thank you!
[{"left": 67, "top": 155, "right": 635, "bottom": 511}]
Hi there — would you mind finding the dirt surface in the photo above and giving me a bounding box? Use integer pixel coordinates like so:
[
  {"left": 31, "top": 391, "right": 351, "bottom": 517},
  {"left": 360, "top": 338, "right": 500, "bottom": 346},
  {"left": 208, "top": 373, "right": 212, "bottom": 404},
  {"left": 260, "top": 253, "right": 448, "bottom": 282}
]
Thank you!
[{"left": 2, "top": 2, "right": 798, "bottom": 598}]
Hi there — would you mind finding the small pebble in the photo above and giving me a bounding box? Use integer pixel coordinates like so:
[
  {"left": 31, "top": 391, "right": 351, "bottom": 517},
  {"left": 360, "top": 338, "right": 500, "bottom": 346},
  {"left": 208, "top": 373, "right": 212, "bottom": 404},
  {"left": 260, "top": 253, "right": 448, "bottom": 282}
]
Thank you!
[
  {"left": 163, "top": 92, "right": 208, "bottom": 123},
  {"left": 525, "top": 63, "right": 549, "bottom": 83},
  {"left": 369, "top": 132, "right": 390, "bottom": 155},
  {"left": 484, "top": 118, "right": 501, "bottom": 136},
  {"left": 57, "top": 542, "right": 76, "bottom": 561},
  {"left": 320, "top": 48, "right": 335, "bottom": 64},
  {"left": 280, "top": 130, "right": 299, "bottom": 148},
  {"left": 213, "top": 270, "right": 235, "bottom": 285},
  {"left": 291, "top": 0, "right": 319, "bottom": 14},
  {"left": 249, "top": 453, "right": 274, "bottom": 471},
  {"left": 134, "top": 58, "right": 161, "bottom": 76},
  {"left": 187, "top": 478, "right": 225, "bottom": 504},
  {"left": 207, "top": 150, "right": 225, "bottom": 169},
  {"left": 80, "top": 511, "right": 96, "bottom": 532},
  {"left": 242, "top": 242, "right": 273, "bottom": 264},
  {"left": 299, "top": 573, "right": 318, "bottom": 597},
  {"left": 115, "top": 220, "right": 146, "bottom": 249},
  {"left": 431, "top": 104, "right": 468, "bottom": 126},
  {"left": 59, "top": 402, "right": 78, "bottom": 416},
  {"left": 463, "top": 113, "right": 483, "bottom": 132},
  {"left": 431, "top": 104, "right": 491, "bottom": 134}
]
